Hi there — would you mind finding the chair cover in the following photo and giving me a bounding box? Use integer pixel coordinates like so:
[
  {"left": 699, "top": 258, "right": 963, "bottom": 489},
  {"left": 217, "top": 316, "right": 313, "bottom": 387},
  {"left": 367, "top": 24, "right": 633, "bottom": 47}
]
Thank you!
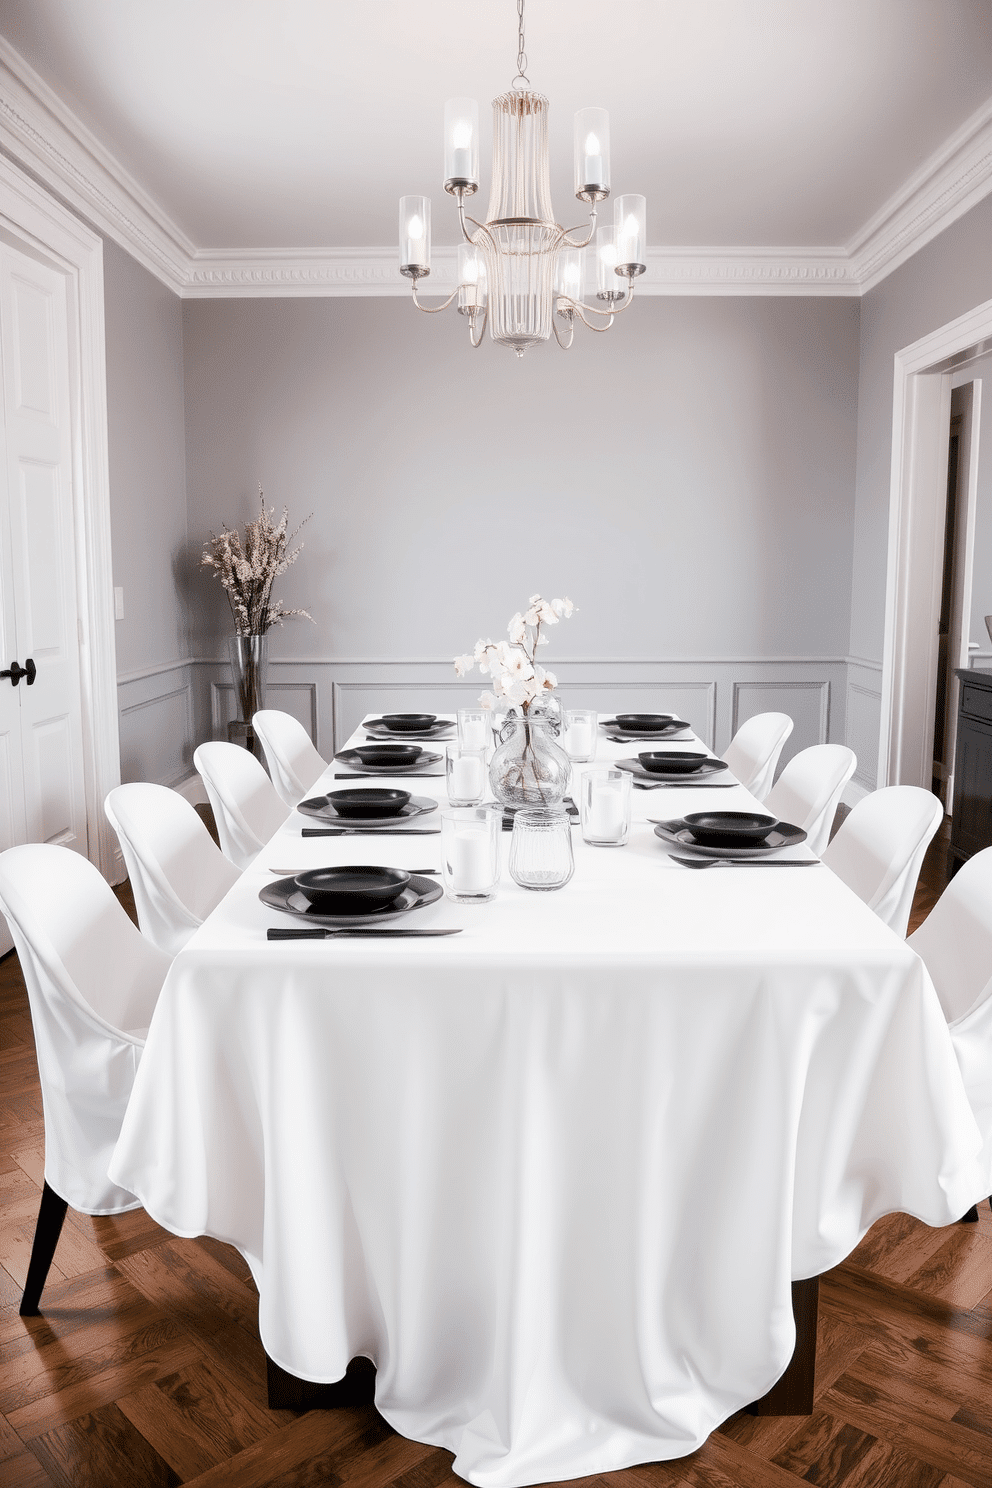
[
  {"left": 908, "top": 848, "right": 992, "bottom": 1192},
  {"left": 252, "top": 709, "right": 327, "bottom": 808},
  {"left": 0, "top": 844, "right": 171, "bottom": 1214},
  {"left": 105, "top": 783, "right": 240, "bottom": 956},
  {"left": 193, "top": 741, "right": 289, "bottom": 870},
  {"left": 721, "top": 713, "right": 793, "bottom": 801},
  {"left": 822, "top": 786, "right": 944, "bottom": 937},
  {"left": 764, "top": 744, "right": 857, "bottom": 857}
]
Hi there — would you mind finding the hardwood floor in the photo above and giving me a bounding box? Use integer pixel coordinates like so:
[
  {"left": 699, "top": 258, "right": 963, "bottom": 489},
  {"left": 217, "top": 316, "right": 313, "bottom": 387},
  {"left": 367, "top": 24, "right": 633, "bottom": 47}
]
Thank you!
[{"left": 1, "top": 817, "right": 990, "bottom": 1487}]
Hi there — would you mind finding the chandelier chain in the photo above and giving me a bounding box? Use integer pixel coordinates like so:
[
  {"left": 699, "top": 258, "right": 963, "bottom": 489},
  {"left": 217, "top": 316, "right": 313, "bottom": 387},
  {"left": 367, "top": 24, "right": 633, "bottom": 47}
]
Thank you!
[{"left": 512, "top": 0, "right": 530, "bottom": 87}]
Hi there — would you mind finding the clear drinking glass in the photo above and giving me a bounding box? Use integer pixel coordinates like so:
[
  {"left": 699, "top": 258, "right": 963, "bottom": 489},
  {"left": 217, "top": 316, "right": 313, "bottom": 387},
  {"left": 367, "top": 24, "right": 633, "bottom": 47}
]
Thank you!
[
  {"left": 509, "top": 807, "right": 575, "bottom": 891},
  {"left": 581, "top": 768, "right": 632, "bottom": 847},
  {"left": 457, "top": 708, "right": 490, "bottom": 752},
  {"left": 446, "top": 744, "right": 487, "bottom": 806},
  {"left": 441, "top": 807, "right": 500, "bottom": 903},
  {"left": 561, "top": 708, "right": 597, "bottom": 762}
]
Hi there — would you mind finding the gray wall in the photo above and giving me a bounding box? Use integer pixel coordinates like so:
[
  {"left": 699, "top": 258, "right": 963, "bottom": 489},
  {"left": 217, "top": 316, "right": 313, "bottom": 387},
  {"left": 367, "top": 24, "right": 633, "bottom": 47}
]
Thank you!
[
  {"left": 846, "top": 193, "right": 992, "bottom": 788},
  {"left": 181, "top": 294, "right": 860, "bottom": 762},
  {"left": 103, "top": 238, "right": 193, "bottom": 787}
]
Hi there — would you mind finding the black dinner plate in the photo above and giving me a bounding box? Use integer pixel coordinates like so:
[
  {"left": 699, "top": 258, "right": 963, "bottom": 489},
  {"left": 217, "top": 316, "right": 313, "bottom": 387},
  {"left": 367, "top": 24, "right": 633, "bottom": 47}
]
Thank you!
[
  {"left": 335, "top": 748, "right": 443, "bottom": 775},
  {"left": 363, "top": 718, "right": 455, "bottom": 741},
  {"left": 260, "top": 872, "right": 442, "bottom": 926},
  {"left": 615, "top": 757, "right": 728, "bottom": 783},
  {"left": 653, "top": 818, "right": 807, "bottom": 859},
  {"left": 296, "top": 793, "right": 438, "bottom": 827}
]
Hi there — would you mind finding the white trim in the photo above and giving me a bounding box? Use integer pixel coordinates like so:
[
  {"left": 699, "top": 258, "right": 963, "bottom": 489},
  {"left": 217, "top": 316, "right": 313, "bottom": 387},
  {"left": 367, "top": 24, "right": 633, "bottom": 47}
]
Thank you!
[
  {"left": 880, "top": 295, "right": 992, "bottom": 790},
  {"left": 116, "top": 657, "right": 191, "bottom": 685},
  {"left": 188, "top": 652, "right": 853, "bottom": 668},
  {"left": 0, "top": 151, "right": 121, "bottom": 877},
  {"left": 1, "top": 35, "right": 991, "bottom": 301}
]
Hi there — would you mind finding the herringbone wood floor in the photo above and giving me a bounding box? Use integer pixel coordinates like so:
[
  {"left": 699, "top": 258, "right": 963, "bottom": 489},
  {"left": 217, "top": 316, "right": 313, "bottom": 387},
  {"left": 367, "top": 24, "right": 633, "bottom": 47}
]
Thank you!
[{"left": 2, "top": 819, "right": 992, "bottom": 1487}]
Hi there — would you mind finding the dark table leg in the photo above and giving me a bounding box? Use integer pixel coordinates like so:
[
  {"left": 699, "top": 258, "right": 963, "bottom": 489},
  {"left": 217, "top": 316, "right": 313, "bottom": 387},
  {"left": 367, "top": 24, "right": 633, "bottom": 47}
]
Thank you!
[
  {"left": 266, "top": 1353, "right": 376, "bottom": 1411},
  {"left": 749, "top": 1276, "right": 819, "bottom": 1416}
]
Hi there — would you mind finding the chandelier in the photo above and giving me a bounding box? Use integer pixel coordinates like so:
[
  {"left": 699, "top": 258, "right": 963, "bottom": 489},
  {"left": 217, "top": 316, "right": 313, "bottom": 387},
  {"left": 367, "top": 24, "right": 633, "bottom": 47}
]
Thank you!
[{"left": 398, "top": 0, "right": 646, "bottom": 357}]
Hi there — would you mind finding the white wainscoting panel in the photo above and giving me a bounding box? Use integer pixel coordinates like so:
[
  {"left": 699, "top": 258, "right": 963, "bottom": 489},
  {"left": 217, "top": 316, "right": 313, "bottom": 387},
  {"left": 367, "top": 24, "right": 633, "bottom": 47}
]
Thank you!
[
  {"left": 117, "top": 661, "right": 193, "bottom": 790},
  {"left": 731, "top": 680, "right": 832, "bottom": 774},
  {"left": 846, "top": 658, "right": 884, "bottom": 792}
]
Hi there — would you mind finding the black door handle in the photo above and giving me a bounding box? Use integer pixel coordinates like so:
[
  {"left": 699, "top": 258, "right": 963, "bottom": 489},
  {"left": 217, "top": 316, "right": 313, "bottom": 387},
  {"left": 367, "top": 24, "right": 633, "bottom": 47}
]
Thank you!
[{"left": 0, "top": 658, "right": 35, "bottom": 687}]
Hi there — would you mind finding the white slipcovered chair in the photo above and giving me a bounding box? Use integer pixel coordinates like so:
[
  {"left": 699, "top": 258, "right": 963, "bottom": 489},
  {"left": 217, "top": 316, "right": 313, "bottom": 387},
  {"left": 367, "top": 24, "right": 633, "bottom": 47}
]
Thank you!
[
  {"left": 721, "top": 713, "right": 794, "bottom": 801},
  {"left": 763, "top": 744, "right": 857, "bottom": 857},
  {"left": 908, "top": 848, "right": 992, "bottom": 1218},
  {"left": 105, "top": 783, "right": 240, "bottom": 955},
  {"left": 193, "top": 741, "right": 289, "bottom": 870},
  {"left": 821, "top": 786, "right": 944, "bottom": 937},
  {"left": 252, "top": 709, "right": 327, "bottom": 808},
  {"left": 0, "top": 843, "right": 171, "bottom": 1314}
]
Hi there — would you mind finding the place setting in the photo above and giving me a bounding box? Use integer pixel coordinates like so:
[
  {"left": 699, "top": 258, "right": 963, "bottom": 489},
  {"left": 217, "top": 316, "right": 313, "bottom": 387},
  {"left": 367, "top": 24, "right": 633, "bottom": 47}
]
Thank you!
[
  {"left": 260, "top": 863, "right": 459, "bottom": 938},
  {"left": 616, "top": 750, "right": 736, "bottom": 789},
  {"left": 362, "top": 712, "right": 455, "bottom": 742},
  {"left": 334, "top": 742, "right": 444, "bottom": 777},
  {"left": 599, "top": 712, "right": 695, "bottom": 743},
  {"left": 651, "top": 810, "right": 819, "bottom": 869},
  {"left": 295, "top": 786, "right": 441, "bottom": 835}
]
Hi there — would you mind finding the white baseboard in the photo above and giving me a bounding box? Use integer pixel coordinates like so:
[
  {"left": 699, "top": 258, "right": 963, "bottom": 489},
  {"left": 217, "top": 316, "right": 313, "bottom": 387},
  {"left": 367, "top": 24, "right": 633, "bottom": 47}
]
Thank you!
[{"left": 174, "top": 773, "right": 208, "bottom": 807}]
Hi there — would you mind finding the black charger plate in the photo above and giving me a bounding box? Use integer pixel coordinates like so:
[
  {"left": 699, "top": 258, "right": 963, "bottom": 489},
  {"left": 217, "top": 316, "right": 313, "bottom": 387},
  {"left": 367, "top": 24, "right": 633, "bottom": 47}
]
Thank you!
[
  {"left": 363, "top": 719, "right": 455, "bottom": 741},
  {"left": 616, "top": 757, "right": 728, "bottom": 783},
  {"left": 297, "top": 794, "right": 438, "bottom": 827},
  {"left": 335, "top": 748, "right": 443, "bottom": 775},
  {"left": 261, "top": 873, "right": 442, "bottom": 927},
  {"left": 653, "top": 818, "right": 807, "bottom": 859}
]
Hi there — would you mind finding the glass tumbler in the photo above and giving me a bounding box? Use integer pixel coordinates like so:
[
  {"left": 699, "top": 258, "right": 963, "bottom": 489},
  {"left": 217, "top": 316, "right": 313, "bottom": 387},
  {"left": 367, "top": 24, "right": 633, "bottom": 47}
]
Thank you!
[
  {"left": 509, "top": 807, "right": 575, "bottom": 891},
  {"left": 458, "top": 707, "right": 490, "bottom": 752},
  {"left": 441, "top": 807, "right": 501, "bottom": 903},
  {"left": 446, "top": 744, "right": 487, "bottom": 806},
  {"left": 562, "top": 708, "right": 597, "bottom": 762},
  {"left": 581, "top": 767, "right": 632, "bottom": 847}
]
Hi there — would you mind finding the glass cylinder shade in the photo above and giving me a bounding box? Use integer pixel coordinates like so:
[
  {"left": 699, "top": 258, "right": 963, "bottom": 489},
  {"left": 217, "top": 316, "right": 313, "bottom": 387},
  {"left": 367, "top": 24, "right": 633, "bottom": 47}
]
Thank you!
[
  {"left": 574, "top": 107, "right": 610, "bottom": 200},
  {"left": 457, "top": 241, "right": 486, "bottom": 313},
  {"left": 554, "top": 247, "right": 583, "bottom": 307},
  {"left": 615, "top": 194, "right": 646, "bottom": 274},
  {"left": 595, "top": 225, "right": 625, "bottom": 301},
  {"left": 399, "top": 195, "right": 430, "bottom": 277},
  {"left": 444, "top": 98, "right": 479, "bottom": 192}
]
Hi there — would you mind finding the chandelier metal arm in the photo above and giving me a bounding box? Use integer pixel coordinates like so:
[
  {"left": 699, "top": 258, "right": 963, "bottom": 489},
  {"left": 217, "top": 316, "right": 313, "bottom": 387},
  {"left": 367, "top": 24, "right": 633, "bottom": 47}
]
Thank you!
[
  {"left": 560, "top": 207, "right": 599, "bottom": 249},
  {"left": 552, "top": 311, "right": 574, "bottom": 349},
  {"left": 468, "top": 305, "right": 488, "bottom": 347},
  {"left": 411, "top": 282, "right": 462, "bottom": 314}
]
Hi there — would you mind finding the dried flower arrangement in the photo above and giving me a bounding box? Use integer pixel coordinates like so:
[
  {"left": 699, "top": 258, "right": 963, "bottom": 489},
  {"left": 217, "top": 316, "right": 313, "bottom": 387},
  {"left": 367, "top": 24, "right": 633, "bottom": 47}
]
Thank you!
[{"left": 201, "top": 488, "right": 314, "bottom": 636}]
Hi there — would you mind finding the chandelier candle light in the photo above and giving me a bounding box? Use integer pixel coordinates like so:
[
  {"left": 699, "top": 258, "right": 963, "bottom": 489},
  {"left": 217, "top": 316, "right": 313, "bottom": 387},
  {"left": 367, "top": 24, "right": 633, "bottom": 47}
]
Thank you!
[{"left": 399, "top": 0, "right": 646, "bottom": 356}]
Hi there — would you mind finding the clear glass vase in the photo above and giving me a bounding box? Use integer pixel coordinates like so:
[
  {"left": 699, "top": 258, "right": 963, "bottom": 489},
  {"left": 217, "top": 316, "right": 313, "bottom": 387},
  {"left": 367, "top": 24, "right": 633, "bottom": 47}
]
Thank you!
[
  {"left": 228, "top": 634, "right": 268, "bottom": 725},
  {"left": 489, "top": 711, "right": 572, "bottom": 808}
]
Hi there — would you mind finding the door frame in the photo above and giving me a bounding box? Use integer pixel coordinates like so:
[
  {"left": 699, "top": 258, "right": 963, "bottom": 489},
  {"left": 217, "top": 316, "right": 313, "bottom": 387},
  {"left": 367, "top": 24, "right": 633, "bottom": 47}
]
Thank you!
[
  {"left": 0, "top": 153, "right": 120, "bottom": 875},
  {"left": 880, "top": 294, "right": 992, "bottom": 788}
]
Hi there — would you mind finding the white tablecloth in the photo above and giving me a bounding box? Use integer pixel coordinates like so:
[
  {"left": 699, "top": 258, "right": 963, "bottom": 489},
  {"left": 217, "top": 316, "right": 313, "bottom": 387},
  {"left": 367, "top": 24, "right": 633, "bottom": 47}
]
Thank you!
[{"left": 110, "top": 717, "right": 986, "bottom": 1487}]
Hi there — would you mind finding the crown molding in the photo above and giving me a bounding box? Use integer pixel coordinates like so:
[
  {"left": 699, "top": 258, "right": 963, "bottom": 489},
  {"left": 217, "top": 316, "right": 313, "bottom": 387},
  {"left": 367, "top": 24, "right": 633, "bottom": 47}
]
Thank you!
[
  {"left": 847, "top": 96, "right": 992, "bottom": 292},
  {"left": 0, "top": 34, "right": 990, "bottom": 301},
  {"left": 0, "top": 37, "right": 192, "bottom": 293}
]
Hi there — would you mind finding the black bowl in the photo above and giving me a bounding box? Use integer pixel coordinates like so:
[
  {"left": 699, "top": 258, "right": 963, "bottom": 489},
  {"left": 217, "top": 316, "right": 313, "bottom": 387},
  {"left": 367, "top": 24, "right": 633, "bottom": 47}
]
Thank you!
[
  {"left": 294, "top": 865, "right": 410, "bottom": 911},
  {"left": 380, "top": 714, "right": 437, "bottom": 733},
  {"left": 615, "top": 713, "right": 677, "bottom": 732},
  {"left": 682, "top": 811, "right": 779, "bottom": 847},
  {"left": 326, "top": 788, "right": 411, "bottom": 819},
  {"left": 353, "top": 744, "right": 423, "bottom": 767},
  {"left": 638, "top": 751, "right": 710, "bottom": 775}
]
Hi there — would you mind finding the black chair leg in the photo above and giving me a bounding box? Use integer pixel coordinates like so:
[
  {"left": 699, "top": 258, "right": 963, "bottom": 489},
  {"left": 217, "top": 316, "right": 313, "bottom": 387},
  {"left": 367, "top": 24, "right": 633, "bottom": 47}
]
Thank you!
[
  {"left": 19, "top": 1181, "right": 68, "bottom": 1316},
  {"left": 959, "top": 1205, "right": 980, "bottom": 1223}
]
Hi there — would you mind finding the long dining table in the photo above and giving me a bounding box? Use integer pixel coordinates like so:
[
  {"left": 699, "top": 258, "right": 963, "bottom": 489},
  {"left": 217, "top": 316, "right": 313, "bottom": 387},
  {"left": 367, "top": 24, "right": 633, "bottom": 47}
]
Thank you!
[{"left": 109, "top": 712, "right": 987, "bottom": 1488}]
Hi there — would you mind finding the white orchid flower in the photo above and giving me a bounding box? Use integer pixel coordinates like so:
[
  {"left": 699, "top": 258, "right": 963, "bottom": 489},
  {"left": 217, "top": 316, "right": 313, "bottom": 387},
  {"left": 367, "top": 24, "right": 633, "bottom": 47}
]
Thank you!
[
  {"left": 507, "top": 612, "right": 528, "bottom": 645},
  {"left": 551, "top": 597, "right": 574, "bottom": 618},
  {"left": 454, "top": 653, "right": 475, "bottom": 677},
  {"left": 478, "top": 692, "right": 497, "bottom": 710}
]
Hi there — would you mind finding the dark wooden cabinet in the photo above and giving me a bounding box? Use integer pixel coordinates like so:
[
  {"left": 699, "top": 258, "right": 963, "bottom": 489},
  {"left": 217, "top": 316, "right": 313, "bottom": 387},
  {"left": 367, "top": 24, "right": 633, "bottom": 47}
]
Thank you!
[{"left": 950, "top": 669, "right": 992, "bottom": 873}]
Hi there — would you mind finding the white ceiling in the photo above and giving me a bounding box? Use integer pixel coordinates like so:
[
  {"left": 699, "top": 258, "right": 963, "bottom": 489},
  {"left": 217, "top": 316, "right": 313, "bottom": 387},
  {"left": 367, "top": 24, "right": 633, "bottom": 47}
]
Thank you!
[{"left": 0, "top": 0, "right": 991, "bottom": 255}]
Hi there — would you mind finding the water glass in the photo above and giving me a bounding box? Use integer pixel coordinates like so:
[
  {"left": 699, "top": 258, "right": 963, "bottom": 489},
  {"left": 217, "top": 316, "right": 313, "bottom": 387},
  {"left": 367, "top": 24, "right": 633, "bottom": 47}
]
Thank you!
[
  {"left": 441, "top": 807, "right": 501, "bottom": 903},
  {"left": 446, "top": 743, "right": 488, "bottom": 805},
  {"left": 458, "top": 707, "right": 490, "bottom": 752},
  {"left": 562, "top": 708, "right": 597, "bottom": 762},
  {"left": 509, "top": 807, "right": 575, "bottom": 891},
  {"left": 581, "top": 767, "right": 632, "bottom": 847}
]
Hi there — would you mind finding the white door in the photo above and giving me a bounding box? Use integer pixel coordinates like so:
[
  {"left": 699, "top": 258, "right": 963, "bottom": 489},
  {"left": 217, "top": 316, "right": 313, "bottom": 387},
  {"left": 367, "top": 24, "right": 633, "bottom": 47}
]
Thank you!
[{"left": 0, "top": 243, "right": 88, "bottom": 952}]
